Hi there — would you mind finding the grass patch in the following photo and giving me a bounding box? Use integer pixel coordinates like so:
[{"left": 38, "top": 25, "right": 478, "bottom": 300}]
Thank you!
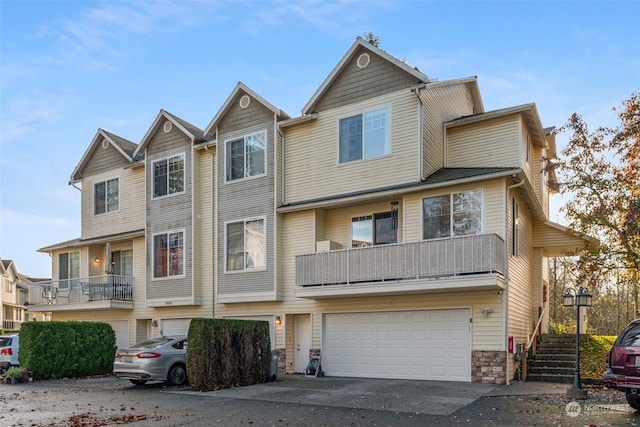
[{"left": 581, "top": 335, "right": 616, "bottom": 378}]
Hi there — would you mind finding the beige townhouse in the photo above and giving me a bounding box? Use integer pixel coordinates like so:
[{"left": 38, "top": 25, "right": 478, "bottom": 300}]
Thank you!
[{"left": 29, "top": 37, "right": 585, "bottom": 384}]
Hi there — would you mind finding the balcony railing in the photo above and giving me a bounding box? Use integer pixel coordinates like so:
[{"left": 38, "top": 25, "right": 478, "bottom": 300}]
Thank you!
[
  {"left": 296, "top": 233, "right": 505, "bottom": 287},
  {"left": 27, "top": 275, "right": 134, "bottom": 305},
  {"left": 2, "top": 320, "right": 23, "bottom": 331}
]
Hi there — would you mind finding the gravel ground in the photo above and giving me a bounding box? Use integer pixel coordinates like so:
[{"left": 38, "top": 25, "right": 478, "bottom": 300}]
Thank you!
[{"left": 1, "top": 377, "right": 638, "bottom": 427}]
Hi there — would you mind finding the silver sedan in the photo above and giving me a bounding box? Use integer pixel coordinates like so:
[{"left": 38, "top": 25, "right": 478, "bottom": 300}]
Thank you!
[{"left": 113, "top": 336, "right": 188, "bottom": 386}]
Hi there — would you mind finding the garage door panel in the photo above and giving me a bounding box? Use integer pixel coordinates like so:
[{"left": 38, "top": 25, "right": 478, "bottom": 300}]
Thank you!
[{"left": 323, "top": 309, "right": 470, "bottom": 381}]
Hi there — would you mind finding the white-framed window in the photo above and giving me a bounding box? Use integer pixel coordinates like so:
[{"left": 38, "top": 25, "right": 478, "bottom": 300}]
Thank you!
[
  {"left": 94, "top": 178, "right": 119, "bottom": 215},
  {"left": 153, "top": 230, "right": 185, "bottom": 278},
  {"left": 351, "top": 211, "right": 398, "bottom": 248},
  {"left": 422, "top": 189, "right": 482, "bottom": 239},
  {"left": 225, "top": 217, "right": 266, "bottom": 272},
  {"left": 226, "top": 130, "right": 266, "bottom": 181},
  {"left": 153, "top": 154, "right": 185, "bottom": 198},
  {"left": 525, "top": 134, "right": 531, "bottom": 163},
  {"left": 512, "top": 198, "right": 519, "bottom": 256},
  {"left": 58, "top": 251, "right": 80, "bottom": 289},
  {"left": 339, "top": 107, "right": 390, "bottom": 163}
]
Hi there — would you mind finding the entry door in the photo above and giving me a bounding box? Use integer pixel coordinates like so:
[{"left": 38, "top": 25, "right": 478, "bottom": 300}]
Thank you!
[{"left": 295, "top": 315, "right": 311, "bottom": 373}]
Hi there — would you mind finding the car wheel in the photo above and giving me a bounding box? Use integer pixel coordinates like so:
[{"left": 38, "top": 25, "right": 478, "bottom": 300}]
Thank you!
[
  {"left": 166, "top": 364, "right": 187, "bottom": 386},
  {"left": 129, "top": 379, "right": 148, "bottom": 385},
  {"left": 626, "top": 391, "right": 640, "bottom": 410}
]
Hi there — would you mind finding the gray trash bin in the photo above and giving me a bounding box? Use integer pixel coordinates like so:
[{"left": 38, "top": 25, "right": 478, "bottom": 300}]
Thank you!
[{"left": 269, "top": 350, "right": 280, "bottom": 381}]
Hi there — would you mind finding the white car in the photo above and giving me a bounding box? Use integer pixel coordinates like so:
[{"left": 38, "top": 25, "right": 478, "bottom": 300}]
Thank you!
[
  {"left": 0, "top": 334, "right": 19, "bottom": 372},
  {"left": 113, "top": 336, "right": 187, "bottom": 386}
]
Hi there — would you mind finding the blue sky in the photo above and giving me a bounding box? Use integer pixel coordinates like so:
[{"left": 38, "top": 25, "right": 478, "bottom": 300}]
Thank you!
[{"left": 1, "top": 0, "right": 638, "bottom": 277}]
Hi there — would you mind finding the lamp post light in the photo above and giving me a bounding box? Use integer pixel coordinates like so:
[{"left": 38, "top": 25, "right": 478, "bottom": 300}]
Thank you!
[{"left": 563, "top": 286, "right": 593, "bottom": 399}]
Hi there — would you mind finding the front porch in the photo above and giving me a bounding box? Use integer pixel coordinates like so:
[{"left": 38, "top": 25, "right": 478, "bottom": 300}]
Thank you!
[
  {"left": 295, "top": 233, "right": 505, "bottom": 298},
  {"left": 26, "top": 275, "right": 134, "bottom": 312}
]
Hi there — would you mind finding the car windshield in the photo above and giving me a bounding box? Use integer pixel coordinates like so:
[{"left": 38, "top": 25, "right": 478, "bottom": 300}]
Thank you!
[
  {"left": 131, "top": 338, "right": 172, "bottom": 349},
  {"left": 616, "top": 323, "right": 640, "bottom": 347},
  {"left": 0, "top": 337, "right": 11, "bottom": 346}
]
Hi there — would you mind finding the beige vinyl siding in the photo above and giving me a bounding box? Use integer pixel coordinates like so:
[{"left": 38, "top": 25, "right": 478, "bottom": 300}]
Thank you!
[
  {"left": 521, "top": 124, "right": 532, "bottom": 184},
  {"left": 145, "top": 127, "right": 194, "bottom": 304},
  {"left": 312, "top": 45, "right": 420, "bottom": 113},
  {"left": 81, "top": 167, "right": 145, "bottom": 240},
  {"left": 420, "top": 83, "right": 476, "bottom": 178},
  {"left": 507, "top": 193, "right": 534, "bottom": 350},
  {"left": 446, "top": 116, "right": 520, "bottom": 168},
  {"left": 284, "top": 90, "right": 419, "bottom": 204},
  {"left": 193, "top": 148, "right": 215, "bottom": 309},
  {"left": 216, "top": 101, "right": 277, "bottom": 301}
]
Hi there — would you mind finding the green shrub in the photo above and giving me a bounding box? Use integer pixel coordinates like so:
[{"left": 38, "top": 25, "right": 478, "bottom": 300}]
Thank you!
[
  {"left": 187, "top": 318, "right": 270, "bottom": 392},
  {"left": 19, "top": 321, "right": 116, "bottom": 380},
  {"left": 581, "top": 335, "right": 616, "bottom": 378}
]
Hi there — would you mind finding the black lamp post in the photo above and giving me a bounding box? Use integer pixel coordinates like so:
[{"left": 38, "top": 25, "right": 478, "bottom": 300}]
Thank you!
[{"left": 563, "top": 286, "right": 593, "bottom": 396}]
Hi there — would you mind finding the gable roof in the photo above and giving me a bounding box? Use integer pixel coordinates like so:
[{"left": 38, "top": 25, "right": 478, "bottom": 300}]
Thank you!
[
  {"left": 302, "top": 37, "right": 429, "bottom": 115},
  {"left": 70, "top": 129, "right": 139, "bottom": 183},
  {"left": 445, "top": 103, "right": 546, "bottom": 148},
  {"left": 204, "top": 82, "right": 289, "bottom": 136},
  {"left": 133, "top": 109, "right": 211, "bottom": 157}
]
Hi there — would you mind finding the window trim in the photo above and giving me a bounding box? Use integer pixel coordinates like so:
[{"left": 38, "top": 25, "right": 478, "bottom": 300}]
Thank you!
[
  {"left": 151, "top": 228, "right": 186, "bottom": 280},
  {"left": 337, "top": 105, "right": 391, "bottom": 164},
  {"left": 224, "top": 216, "right": 267, "bottom": 273},
  {"left": 93, "top": 177, "right": 120, "bottom": 215},
  {"left": 421, "top": 189, "right": 484, "bottom": 240},
  {"left": 224, "top": 130, "right": 268, "bottom": 183},
  {"left": 152, "top": 153, "right": 186, "bottom": 199}
]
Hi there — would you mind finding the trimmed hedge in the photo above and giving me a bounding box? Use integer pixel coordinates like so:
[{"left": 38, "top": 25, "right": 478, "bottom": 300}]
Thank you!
[
  {"left": 19, "top": 321, "right": 116, "bottom": 380},
  {"left": 187, "top": 318, "right": 270, "bottom": 391}
]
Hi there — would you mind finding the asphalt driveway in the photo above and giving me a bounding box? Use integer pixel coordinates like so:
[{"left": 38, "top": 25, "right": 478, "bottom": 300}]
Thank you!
[{"left": 172, "top": 374, "right": 498, "bottom": 416}]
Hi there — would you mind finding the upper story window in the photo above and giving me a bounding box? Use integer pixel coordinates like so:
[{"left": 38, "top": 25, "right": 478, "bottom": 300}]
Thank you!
[
  {"left": 153, "top": 230, "right": 184, "bottom": 278},
  {"left": 422, "top": 189, "right": 482, "bottom": 240},
  {"left": 94, "top": 178, "right": 119, "bottom": 215},
  {"left": 339, "top": 107, "right": 390, "bottom": 163},
  {"left": 226, "top": 131, "right": 266, "bottom": 181},
  {"left": 153, "top": 154, "right": 185, "bottom": 198},
  {"left": 351, "top": 211, "right": 398, "bottom": 248},
  {"left": 225, "top": 217, "right": 265, "bottom": 272}
]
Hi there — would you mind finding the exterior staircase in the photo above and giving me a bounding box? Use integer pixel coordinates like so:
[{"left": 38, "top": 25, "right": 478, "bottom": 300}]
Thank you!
[{"left": 526, "top": 334, "right": 580, "bottom": 383}]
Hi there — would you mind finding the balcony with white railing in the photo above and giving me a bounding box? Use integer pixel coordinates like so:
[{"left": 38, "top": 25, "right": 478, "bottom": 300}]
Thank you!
[
  {"left": 26, "top": 275, "right": 134, "bottom": 312},
  {"left": 295, "top": 233, "right": 505, "bottom": 299}
]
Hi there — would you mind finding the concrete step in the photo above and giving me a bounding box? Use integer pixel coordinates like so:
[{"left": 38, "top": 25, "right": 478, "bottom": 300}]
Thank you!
[
  {"left": 529, "top": 366, "right": 575, "bottom": 376},
  {"left": 528, "top": 359, "right": 575, "bottom": 368},
  {"left": 527, "top": 373, "right": 574, "bottom": 383}
]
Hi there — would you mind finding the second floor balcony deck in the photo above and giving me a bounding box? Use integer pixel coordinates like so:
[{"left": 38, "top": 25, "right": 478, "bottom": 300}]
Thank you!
[
  {"left": 295, "top": 233, "right": 505, "bottom": 299},
  {"left": 26, "top": 275, "right": 134, "bottom": 312}
]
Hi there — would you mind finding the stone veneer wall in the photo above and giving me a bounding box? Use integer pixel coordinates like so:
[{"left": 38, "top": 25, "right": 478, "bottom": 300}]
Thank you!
[{"left": 472, "top": 350, "right": 507, "bottom": 384}]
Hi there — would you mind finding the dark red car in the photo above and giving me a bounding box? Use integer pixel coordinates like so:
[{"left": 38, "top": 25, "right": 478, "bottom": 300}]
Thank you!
[{"left": 604, "top": 319, "right": 640, "bottom": 409}]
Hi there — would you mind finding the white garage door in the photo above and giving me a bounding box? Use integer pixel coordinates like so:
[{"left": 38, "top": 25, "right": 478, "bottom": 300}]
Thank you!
[
  {"left": 323, "top": 309, "right": 470, "bottom": 381},
  {"left": 106, "top": 320, "right": 129, "bottom": 349},
  {"left": 161, "top": 318, "right": 193, "bottom": 336}
]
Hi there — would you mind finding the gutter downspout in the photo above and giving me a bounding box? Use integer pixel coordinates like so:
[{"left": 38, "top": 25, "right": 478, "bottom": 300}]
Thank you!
[
  {"left": 504, "top": 175, "right": 525, "bottom": 385},
  {"left": 71, "top": 182, "right": 81, "bottom": 191}
]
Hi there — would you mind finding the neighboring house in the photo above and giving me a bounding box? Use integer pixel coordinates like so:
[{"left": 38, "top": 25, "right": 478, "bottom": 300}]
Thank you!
[
  {"left": 1, "top": 258, "right": 47, "bottom": 330},
  {"left": 29, "top": 37, "right": 585, "bottom": 384}
]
